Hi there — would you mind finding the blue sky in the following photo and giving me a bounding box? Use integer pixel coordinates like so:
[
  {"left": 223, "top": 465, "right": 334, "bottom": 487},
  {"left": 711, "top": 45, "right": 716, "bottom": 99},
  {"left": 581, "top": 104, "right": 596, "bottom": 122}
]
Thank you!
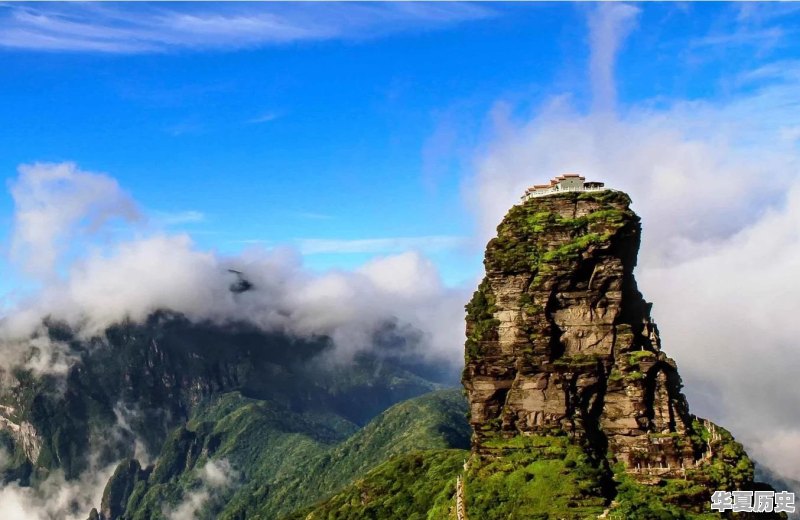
[
  {"left": 3, "top": 2, "right": 800, "bottom": 480},
  {"left": 0, "top": 3, "right": 799, "bottom": 290},
  {"left": 0, "top": 2, "right": 799, "bottom": 287}
]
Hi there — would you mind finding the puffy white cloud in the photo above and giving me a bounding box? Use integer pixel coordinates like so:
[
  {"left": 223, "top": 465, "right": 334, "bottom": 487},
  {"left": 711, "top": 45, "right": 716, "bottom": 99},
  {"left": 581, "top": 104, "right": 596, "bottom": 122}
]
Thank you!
[
  {"left": 638, "top": 185, "right": 800, "bottom": 478},
  {"left": 359, "top": 251, "right": 443, "bottom": 299},
  {"left": 63, "top": 234, "right": 227, "bottom": 331},
  {"left": 468, "top": 93, "right": 800, "bottom": 264},
  {"left": 1, "top": 188, "right": 466, "bottom": 364},
  {"left": 9, "top": 162, "right": 139, "bottom": 278}
]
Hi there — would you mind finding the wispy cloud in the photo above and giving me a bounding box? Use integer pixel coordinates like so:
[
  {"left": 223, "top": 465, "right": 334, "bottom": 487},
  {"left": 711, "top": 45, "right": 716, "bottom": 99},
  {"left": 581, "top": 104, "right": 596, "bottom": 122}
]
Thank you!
[
  {"left": 165, "top": 459, "right": 235, "bottom": 520},
  {"left": 690, "top": 3, "right": 797, "bottom": 56},
  {"left": 151, "top": 210, "right": 206, "bottom": 226},
  {"left": 586, "top": 3, "right": 640, "bottom": 113},
  {"left": 0, "top": 3, "right": 494, "bottom": 54},
  {"left": 247, "top": 111, "right": 281, "bottom": 125},
  {"left": 736, "top": 3, "right": 800, "bottom": 25},
  {"left": 164, "top": 121, "right": 204, "bottom": 137},
  {"left": 692, "top": 26, "right": 785, "bottom": 51},
  {"left": 297, "top": 236, "right": 465, "bottom": 255}
]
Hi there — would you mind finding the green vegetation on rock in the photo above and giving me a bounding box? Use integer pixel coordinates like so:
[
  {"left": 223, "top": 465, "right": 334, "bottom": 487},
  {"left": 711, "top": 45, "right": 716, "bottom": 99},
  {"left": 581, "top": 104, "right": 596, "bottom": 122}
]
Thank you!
[
  {"left": 464, "top": 279, "right": 500, "bottom": 362},
  {"left": 485, "top": 192, "right": 636, "bottom": 276},
  {"left": 541, "top": 232, "right": 609, "bottom": 262},
  {"left": 465, "top": 434, "right": 607, "bottom": 520},
  {"left": 628, "top": 350, "right": 657, "bottom": 364},
  {"left": 608, "top": 463, "right": 710, "bottom": 520}
]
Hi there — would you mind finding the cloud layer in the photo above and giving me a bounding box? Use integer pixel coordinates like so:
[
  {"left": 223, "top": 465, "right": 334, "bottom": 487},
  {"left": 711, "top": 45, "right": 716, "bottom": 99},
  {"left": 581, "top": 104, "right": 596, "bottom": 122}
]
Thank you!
[{"left": 2, "top": 163, "right": 468, "bottom": 369}]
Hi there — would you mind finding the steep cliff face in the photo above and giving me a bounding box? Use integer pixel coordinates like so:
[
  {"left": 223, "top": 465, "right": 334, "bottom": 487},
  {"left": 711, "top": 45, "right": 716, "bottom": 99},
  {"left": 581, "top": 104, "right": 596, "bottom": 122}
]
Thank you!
[{"left": 462, "top": 190, "right": 774, "bottom": 517}]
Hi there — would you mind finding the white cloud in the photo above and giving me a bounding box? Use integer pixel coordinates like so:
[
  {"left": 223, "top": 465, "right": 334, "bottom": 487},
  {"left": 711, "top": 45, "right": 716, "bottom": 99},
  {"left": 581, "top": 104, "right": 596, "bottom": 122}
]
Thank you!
[
  {"left": 637, "top": 187, "right": 800, "bottom": 478},
  {"left": 111, "top": 404, "right": 154, "bottom": 468},
  {"left": 0, "top": 463, "right": 115, "bottom": 520},
  {"left": 359, "top": 251, "right": 442, "bottom": 299},
  {"left": 587, "top": 3, "right": 640, "bottom": 113},
  {"left": 151, "top": 210, "right": 206, "bottom": 226},
  {"left": 0, "top": 3, "right": 494, "bottom": 54},
  {"left": 39, "top": 234, "right": 230, "bottom": 335},
  {"left": 468, "top": 97, "right": 799, "bottom": 267},
  {"left": 1, "top": 181, "right": 467, "bottom": 365},
  {"left": 166, "top": 459, "right": 235, "bottom": 520},
  {"left": 9, "top": 162, "right": 140, "bottom": 279}
]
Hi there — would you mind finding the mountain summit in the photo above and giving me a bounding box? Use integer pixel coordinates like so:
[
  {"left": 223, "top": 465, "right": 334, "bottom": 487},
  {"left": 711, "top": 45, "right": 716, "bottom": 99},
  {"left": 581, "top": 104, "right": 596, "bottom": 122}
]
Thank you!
[{"left": 461, "top": 189, "right": 780, "bottom": 518}]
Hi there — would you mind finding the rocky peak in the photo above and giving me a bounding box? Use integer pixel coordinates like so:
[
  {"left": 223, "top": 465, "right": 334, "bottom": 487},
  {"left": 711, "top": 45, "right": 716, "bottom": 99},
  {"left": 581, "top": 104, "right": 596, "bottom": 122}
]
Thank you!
[{"left": 462, "top": 190, "right": 768, "bottom": 510}]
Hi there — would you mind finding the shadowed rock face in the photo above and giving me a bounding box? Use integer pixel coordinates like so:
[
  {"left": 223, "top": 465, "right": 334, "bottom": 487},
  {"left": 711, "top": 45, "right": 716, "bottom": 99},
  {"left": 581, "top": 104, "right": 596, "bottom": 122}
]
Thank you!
[{"left": 462, "top": 190, "right": 749, "bottom": 484}]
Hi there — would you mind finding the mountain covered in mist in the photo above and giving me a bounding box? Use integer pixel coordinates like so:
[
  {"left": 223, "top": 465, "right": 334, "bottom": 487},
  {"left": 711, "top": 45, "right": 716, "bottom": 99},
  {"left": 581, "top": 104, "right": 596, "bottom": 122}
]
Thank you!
[
  {"left": 0, "top": 189, "right": 793, "bottom": 519},
  {"left": 93, "top": 388, "right": 469, "bottom": 520},
  {"left": 0, "top": 310, "right": 464, "bottom": 519}
]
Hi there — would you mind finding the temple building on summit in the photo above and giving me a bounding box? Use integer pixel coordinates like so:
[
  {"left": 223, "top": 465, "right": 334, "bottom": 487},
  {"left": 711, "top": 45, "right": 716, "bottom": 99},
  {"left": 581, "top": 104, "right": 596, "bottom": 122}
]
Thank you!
[{"left": 522, "top": 173, "right": 606, "bottom": 200}]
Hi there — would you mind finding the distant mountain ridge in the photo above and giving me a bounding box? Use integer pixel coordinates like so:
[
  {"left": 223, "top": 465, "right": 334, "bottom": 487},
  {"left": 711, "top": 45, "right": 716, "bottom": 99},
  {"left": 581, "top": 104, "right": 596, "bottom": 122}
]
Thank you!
[{"left": 0, "top": 311, "right": 454, "bottom": 505}]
